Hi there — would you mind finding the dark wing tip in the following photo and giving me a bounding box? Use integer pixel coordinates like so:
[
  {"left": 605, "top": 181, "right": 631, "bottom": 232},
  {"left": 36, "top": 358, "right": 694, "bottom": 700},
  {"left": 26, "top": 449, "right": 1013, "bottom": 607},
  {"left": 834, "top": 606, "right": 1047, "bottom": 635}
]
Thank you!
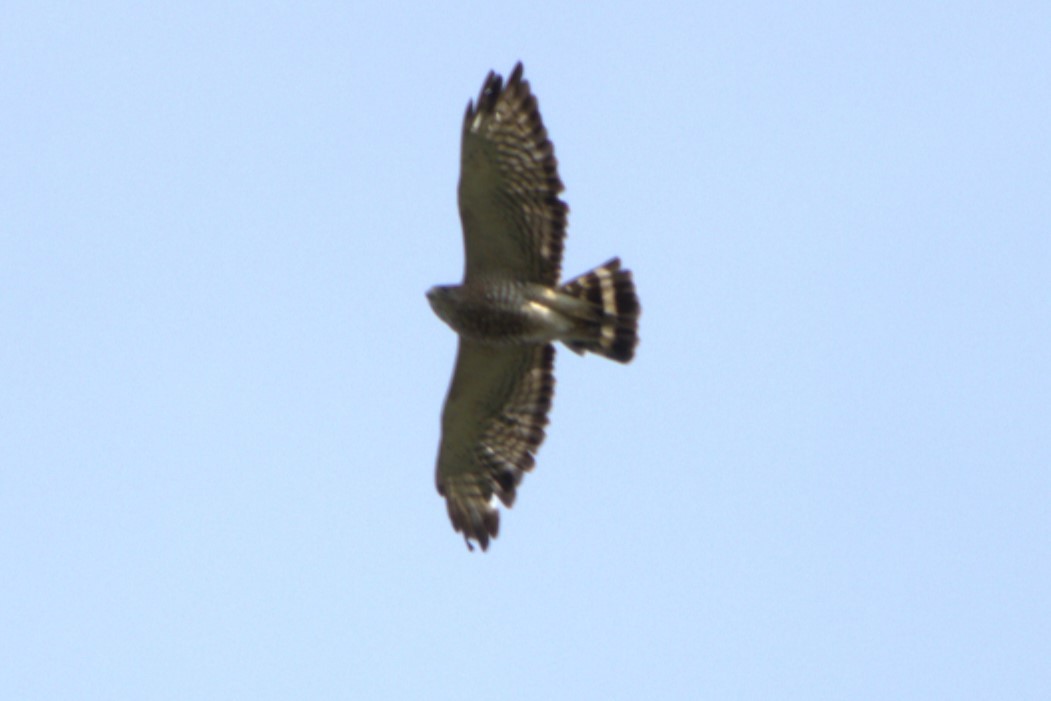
[
  {"left": 478, "top": 68, "right": 505, "bottom": 114},
  {"left": 445, "top": 496, "right": 499, "bottom": 553},
  {"left": 508, "top": 61, "right": 525, "bottom": 88},
  {"left": 469, "top": 62, "right": 531, "bottom": 118}
]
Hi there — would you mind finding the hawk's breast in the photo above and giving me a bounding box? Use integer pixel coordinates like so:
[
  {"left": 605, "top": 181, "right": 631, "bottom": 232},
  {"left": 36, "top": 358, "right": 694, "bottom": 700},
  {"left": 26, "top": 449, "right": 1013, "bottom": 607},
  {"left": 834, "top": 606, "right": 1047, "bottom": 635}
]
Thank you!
[{"left": 434, "top": 281, "right": 570, "bottom": 345}]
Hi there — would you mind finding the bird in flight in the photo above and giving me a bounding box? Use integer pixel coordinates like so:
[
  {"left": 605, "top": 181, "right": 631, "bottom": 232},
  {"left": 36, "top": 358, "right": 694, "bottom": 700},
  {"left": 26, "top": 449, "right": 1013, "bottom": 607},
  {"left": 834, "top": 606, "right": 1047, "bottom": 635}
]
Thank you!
[{"left": 427, "top": 63, "right": 640, "bottom": 551}]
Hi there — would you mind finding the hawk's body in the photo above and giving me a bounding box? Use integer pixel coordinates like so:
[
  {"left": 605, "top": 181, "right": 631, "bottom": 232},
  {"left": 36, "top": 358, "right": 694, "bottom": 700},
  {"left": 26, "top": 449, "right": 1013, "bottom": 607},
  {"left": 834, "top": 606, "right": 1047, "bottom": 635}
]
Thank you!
[{"left": 428, "top": 63, "right": 640, "bottom": 551}]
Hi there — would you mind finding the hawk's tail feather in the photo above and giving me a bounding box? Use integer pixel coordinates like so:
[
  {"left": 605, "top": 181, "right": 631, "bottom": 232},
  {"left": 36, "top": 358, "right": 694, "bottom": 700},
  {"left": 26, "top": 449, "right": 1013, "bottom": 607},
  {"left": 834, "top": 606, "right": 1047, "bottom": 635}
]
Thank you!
[{"left": 561, "top": 258, "right": 640, "bottom": 363}]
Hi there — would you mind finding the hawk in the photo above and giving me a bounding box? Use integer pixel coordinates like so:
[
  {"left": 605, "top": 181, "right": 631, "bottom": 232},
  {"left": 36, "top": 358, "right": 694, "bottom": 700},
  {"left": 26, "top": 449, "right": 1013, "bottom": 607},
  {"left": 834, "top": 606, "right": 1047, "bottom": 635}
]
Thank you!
[{"left": 427, "top": 63, "right": 640, "bottom": 551}]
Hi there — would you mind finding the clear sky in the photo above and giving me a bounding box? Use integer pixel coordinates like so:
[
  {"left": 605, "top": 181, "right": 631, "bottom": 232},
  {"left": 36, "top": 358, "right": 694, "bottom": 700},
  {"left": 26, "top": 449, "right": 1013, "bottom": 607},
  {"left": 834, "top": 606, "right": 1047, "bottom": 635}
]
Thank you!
[{"left": 3, "top": 2, "right": 1049, "bottom": 699}]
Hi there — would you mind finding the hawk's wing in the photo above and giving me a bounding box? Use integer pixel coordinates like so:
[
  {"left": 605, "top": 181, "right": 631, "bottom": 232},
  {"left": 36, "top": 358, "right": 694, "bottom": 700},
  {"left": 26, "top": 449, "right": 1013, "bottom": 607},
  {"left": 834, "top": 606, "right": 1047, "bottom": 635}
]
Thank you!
[
  {"left": 435, "top": 340, "right": 555, "bottom": 551},
  {"left": 458, "top": 63, "right": 567, "bottom": 287}
]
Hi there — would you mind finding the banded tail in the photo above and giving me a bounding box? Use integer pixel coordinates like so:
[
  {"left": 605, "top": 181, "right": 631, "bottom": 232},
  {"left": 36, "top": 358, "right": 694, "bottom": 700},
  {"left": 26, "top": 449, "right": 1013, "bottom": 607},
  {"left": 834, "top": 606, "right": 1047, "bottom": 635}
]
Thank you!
[{"left": 561, "top": 258, "right": 640, "bottom": 363}]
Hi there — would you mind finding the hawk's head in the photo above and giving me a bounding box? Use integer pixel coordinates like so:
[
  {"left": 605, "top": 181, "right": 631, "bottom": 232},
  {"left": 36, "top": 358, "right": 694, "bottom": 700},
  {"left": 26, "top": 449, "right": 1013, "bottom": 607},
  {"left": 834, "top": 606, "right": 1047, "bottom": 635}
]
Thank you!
[{"left": 426, "top": 285, "right": 461, "bottom": 330}]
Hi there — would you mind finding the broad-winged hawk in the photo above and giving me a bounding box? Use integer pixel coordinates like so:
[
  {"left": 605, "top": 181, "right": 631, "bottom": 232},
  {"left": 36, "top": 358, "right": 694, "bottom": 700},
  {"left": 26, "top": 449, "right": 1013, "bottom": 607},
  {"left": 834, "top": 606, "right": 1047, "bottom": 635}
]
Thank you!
[{"left": 427, "top": 63, "right": 640, "bottom": 551}]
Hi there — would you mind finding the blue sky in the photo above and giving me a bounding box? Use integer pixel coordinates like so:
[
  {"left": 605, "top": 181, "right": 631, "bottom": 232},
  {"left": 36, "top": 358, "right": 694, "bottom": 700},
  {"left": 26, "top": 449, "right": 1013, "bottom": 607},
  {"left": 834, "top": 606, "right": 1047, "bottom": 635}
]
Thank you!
[{"left": 2, "top": 2, "right": 1049, "bottom": 698}]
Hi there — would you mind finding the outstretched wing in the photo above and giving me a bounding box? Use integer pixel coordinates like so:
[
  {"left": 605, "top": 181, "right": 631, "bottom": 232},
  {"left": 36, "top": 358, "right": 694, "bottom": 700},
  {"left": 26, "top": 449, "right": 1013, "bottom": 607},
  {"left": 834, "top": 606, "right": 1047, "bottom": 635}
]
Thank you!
[
  {"left": 435, "top": 341, "right": 555, "bottom": 551},
  {"left": 458, "top": 63, "right": 567, "bottom": 287}
]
